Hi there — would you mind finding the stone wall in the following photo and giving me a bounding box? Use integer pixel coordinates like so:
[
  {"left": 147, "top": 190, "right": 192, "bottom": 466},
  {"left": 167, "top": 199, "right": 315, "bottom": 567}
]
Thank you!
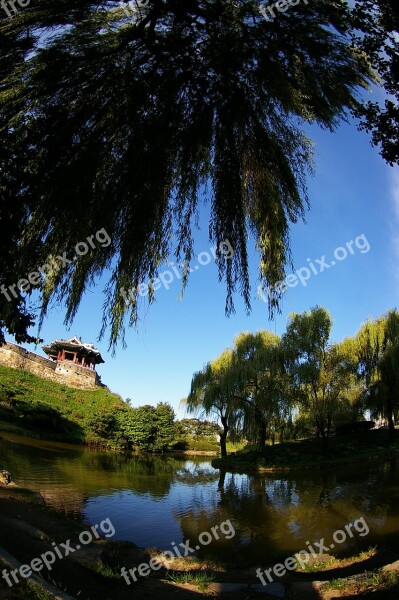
[
  {"left": 54, "top": 360, "right": 99, "bottom": 388},
  {"left": 0, "top": 342, "right": 101, "bottom": 390}
]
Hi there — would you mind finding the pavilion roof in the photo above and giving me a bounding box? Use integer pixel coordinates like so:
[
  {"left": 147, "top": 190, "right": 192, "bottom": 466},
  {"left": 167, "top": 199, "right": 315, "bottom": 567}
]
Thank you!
[{"left": 42, "top": 337, "right": 105, "bottom": 364}]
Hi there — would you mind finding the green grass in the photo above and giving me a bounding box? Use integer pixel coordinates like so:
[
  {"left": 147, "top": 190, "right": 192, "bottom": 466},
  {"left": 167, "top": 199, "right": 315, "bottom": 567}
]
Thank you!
[
  {"left": 0, "top": 363, "right": 126, "bottom": 445},
  {"left": 323, "top": 569, "right": 399, "bottom": 594},
  {"left": 212, "top": 429, "right": 399, "bottom": 472},
  {"left": 172, "top": 438, "right": 246, "bottom": 454},
  {"left": 87, "top": 563, "right": 121, "bottom": 580},
  {"left": 167, "top": 570, "right": 216, "bottom": 591},
  {"left": 295, "top": 547, "right": 377, "bottom": 573},
  {"left": 180, "top": 438, "right": 220, "bottom": 452},
  {"left": 226, "top": 440, "right": 247, "bottom": 452},
  {"left": 295, "top": 556, "right": 337, "bottom": 573},
  {"left": 324, "top": 577, "right": 349, "bottom": 591}
]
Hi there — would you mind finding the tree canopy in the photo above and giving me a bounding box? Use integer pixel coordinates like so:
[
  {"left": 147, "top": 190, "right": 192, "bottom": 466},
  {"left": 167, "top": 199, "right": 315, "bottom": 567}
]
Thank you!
[
  {"left": 351, "top": 0, "right": 399, "bottom": 165},
  {"left": 116, "top": 402, "right": 176, "bottom": 450},
  {"left": 186, "top": 348, "right": 240, "bottom": 456},
  {"left": 355, "top": 309, "right": 399, "bottom": 437},
  {"left": 282, "top": 306, "right": 359, "bottom": 449},
  {"left": 233, "top": 330, "right": 286, "bottom": 451},
  {"left": 0, "top": 0, "right": 372, "bottom": 346},
  {"left": 188, "top": 306, "right": 398, "bottom": 455},
  {"left": 187, "top": 329, "right": 289, "bottom": 454}
]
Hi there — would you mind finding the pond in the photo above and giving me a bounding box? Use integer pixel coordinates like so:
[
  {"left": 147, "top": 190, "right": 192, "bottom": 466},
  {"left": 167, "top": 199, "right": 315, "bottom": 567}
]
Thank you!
[{"left": 1, "top": 431, "right": 399, "bottom": 566}]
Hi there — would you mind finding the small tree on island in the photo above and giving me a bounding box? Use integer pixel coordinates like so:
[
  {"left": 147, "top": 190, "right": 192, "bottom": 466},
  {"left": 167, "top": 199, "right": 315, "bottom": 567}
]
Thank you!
[
  {"left": 186, "top": 349, "right": 241, "bottom": 458},
  {"left": 116, "top": 402, "right": 176, "bottom": 451}
]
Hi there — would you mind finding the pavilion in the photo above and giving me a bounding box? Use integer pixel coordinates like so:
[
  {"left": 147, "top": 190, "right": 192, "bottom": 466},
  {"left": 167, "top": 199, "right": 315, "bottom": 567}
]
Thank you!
[{"left": 42, "top": 337, "right": 104, "bottom": 371}]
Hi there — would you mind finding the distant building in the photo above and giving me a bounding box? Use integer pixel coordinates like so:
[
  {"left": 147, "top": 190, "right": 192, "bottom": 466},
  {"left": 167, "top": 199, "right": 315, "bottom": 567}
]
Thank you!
[
  {"left": 42, "top": 337, "right": 104, "bottom": 371},
  {"left": 0, "top": 337, "right": 105, "bottom": 390}
]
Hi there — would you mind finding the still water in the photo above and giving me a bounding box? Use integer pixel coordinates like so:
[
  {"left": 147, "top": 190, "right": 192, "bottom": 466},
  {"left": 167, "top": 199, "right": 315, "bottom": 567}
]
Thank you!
[{"left": 1, "top": 431, "right": 399, "bottom": 565}]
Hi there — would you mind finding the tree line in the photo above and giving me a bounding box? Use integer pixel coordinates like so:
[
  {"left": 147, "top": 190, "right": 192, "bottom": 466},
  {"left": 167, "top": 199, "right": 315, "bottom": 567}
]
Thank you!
[
  {"left": 186, "top": 307, "right": 399, "bottom": 456},
  {"left": 88, "top": 403, "right": 221, "bottom": 452}
]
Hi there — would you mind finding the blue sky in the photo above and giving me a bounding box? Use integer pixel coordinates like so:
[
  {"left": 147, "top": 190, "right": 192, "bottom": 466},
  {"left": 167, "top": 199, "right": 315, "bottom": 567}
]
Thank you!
[{"left": 15, "top": 115, "right": 399, "bottom": 419}]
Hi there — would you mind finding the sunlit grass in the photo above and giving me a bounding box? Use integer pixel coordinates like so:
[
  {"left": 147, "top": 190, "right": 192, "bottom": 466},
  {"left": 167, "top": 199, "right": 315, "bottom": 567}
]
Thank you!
[
  {"left": 296, "top": 546, "right": 377, "bottom": 573},
  {"left": 87, "top": 562, "right": 120, "bottom": 580},
  {"left": 213, "top": 429, "right": 399, "bottom": 471},
  {"left": 166, "top": 570, "right": 216, "bottom": 591},
  {"left": 323, "top": 569, "right": 399, "bottom": 594}
]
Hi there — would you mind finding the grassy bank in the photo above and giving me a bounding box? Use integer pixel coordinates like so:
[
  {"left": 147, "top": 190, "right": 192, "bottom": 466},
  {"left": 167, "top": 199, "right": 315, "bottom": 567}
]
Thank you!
[
  {"left": 0, "top": 364, "right": 241, "bottom": 454},
  {"left": 0, "top": 364, "right": 126, "bottom": 445},
  {"left": 212, "top": 429, "right": 399, "bottom": 472}
]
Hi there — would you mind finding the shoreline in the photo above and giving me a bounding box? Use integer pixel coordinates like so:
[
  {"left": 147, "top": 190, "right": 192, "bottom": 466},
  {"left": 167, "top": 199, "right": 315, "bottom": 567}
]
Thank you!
[
  {"left": 212, "top": 447, "right": 399, "bottom": 473},
  {"left": 1, "top": 481, "right": 398, "bottom": 600},
  {"left": 212, "top": 430, "right": 399, "bottom": 474},
  {"left": 0, "top": 425, "right": 219, "bottom": 456}
]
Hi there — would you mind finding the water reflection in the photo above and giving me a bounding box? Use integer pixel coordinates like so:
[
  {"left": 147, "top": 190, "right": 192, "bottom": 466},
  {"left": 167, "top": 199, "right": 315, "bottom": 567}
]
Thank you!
[{"left": 1, "top": 432, "right": 399, "bottom": 564}]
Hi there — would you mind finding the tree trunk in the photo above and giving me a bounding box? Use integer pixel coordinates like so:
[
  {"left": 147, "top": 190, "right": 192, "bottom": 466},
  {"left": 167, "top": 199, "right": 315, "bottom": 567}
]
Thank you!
[
  {"left": 386, "top": 395, "right": 395, "bottom": 442},
  {"left": 219, "top": 416, "right": 229, "bottom": 457},
  {"left": 320, "top": 429, "right": 329, "bottom": 453},
  {"left": 255, "top": 420, "right": 267, "bottom": 453},
  {"left": 218, "top": 470, "right": 226, "bottom": 491}
]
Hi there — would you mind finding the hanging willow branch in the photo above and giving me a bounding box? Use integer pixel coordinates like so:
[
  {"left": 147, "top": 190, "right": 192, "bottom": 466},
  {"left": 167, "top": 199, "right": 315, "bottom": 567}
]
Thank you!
[{"left": 0, "top": 0, "right": 372, "bottom": 347}]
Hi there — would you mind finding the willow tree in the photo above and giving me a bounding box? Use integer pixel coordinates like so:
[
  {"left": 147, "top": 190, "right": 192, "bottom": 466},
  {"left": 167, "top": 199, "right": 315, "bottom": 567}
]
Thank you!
[
  {"left": 351, "top": 0, "right": 399, "bottom": 165},
  {"left": 356, "top": 310, "right": 399, "bottom": 439},
  {"left": 186, "top": 349, "right": 240, "bottom": 457},
  {"left": 0, "top": 0, "right": 372, "bottom": 346},
  {"left": 282, "top": 306, "right": 356, "bottom": 451},
  {"left": 233, "top": 331, "right": 287, "bottom": 451}
]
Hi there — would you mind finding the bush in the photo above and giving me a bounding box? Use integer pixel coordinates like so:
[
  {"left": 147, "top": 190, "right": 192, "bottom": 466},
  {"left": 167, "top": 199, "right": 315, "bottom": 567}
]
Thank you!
[
  {"left": 182, "top": 437, "right": 219, "bottom": 451},
  {"left": 335, "top": 421, "right": 375, "bottom": 435},
  {"left": 87, "top": 412, "right": 117, "bottom": 439},
  {"left": 170, "top": 439, "right": 189, "bottom": 451}
]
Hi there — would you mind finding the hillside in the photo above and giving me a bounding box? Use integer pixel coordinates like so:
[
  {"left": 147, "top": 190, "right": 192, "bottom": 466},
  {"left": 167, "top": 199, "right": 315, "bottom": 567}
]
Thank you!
[{"left": 0, "top": 363, "right": 127, "bottom": 445}]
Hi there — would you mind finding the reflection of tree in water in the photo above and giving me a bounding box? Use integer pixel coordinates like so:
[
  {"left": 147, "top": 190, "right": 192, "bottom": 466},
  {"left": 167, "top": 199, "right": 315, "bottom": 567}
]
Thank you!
[
  {"left": 54, "top": 452, "right": 177, "bottom": 497},
  {"left": 175, "top": 465, "right": 219, "bottom": 485},
  {"left": 175, "top": 472, "right": 285, "bottom": 566},
  {"left": 4, "top": 435, "right": 399, "bottom": 558},
  {"left": 275, "top": 472, "right": 342, "bottom": 542},
  {"left": 181, "top": 467, "right": 394, "bottom": 565},
  {"left": 0, "top": 436, "right": 202, "bottom": 507},
  {"left": 317, "top": 473, "right": 334, "bottom": 508}
]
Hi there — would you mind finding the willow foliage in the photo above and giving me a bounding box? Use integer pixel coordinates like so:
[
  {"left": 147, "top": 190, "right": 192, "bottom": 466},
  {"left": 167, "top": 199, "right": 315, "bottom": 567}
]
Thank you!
[
  {"left": 356, "top": 310, "right": 399, "bottom": 435},
  {"left": 351, "top": 0, "right": 399, "bottom": 165},
  {"left": 0, "top": 0, "right": 371, "bottom": 346},
  {"left": 233, "top": 330, "right": 286, "bottom": 450},
  {"left": 187, "top": 331, "right": 288, "bottom": 451},
  {"left": 186, "top": 349, "right": 239, "bottom": 418}
]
